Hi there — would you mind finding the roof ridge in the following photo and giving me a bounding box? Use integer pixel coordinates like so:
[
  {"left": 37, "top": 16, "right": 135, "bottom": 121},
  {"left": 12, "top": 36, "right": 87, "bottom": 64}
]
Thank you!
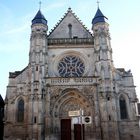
[
  {"left": 48, "top": 10, "right": 68, "bottom": 36},
  {"left": 9, "top": 66, "right": 28, "bottom": 78},
  {"left": 48, "top": 8, "right": 92, "bottom": 37}
]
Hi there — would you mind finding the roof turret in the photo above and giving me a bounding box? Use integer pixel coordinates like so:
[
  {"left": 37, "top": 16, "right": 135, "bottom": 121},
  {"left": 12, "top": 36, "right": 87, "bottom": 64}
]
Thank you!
[
  {"left": 32, "top": 10, "right": 47, "bottom": 25},
  {"left": 92, "top": 8, "right": 108, "bottom": 25}
]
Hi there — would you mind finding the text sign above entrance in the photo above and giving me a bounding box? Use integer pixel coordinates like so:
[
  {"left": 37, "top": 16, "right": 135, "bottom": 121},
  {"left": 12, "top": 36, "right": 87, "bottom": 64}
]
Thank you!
[{"left": 68, "top": 110, "right": 80, "bottom": 117}]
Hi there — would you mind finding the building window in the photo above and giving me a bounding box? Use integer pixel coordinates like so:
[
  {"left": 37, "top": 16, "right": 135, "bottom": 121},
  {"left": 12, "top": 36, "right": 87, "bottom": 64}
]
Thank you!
[
  {"left": 17, "top": 99, "right": 24, "bottom": 122},
  {"left": 34, "top": 116, "right": 37, "bottom": 123},
  {"left": 36, "top": 66, "right": 38, "bottom": 71},
  {"left": 68, "top": 24, "right": 72, "bottom": 38},
  {"left": 119, "top": 96, "right": 128, "bottom": 119},
  {"left": 73, "top": 36, "right": 78, "bottom": 39},
  {"left": 108, "top": 115, "right": 111, "bottom": 121},
  {"left": 107, "top": 96, "right": 110, "bottom": 101},
  {"left": 58, "top": 55, "right": 85, "bottom": 77}
]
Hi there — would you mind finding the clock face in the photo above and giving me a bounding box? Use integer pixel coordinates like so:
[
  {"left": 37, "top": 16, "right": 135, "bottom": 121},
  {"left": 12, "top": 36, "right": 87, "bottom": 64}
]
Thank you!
[{"left": 58, "top": 55, "right": 85, "bottom": 77}]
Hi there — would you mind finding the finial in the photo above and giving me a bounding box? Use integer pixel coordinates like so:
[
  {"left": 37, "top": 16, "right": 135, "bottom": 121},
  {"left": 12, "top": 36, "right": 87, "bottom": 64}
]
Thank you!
[
  {"left": 68, "top": 7, "right": 72, "bottom": 12},
  {"left": 39, "top": 1, "right": 42, "bottom": 10},
  {"left": 97, "top": 0, "right": 100, "bottom": 8}
]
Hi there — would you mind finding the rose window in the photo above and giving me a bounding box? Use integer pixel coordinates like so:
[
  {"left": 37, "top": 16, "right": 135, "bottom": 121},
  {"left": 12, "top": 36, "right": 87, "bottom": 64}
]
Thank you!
[{"left": 58, "top": 55, "right": 85, "bottom": 77}]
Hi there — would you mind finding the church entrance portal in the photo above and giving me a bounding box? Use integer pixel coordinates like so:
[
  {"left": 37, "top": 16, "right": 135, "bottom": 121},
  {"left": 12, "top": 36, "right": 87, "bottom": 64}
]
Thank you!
[
  {"left": 61, "top": 119, "right": 85, "bottom": 140},
  {"left": 52, "top": 88, "right": 92, "bottom": 140}
]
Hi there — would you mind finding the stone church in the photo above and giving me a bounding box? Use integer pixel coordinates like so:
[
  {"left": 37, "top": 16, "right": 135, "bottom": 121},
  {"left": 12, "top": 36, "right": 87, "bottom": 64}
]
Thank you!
[{"left": 4, "top": 6, "right": 140, "bottom": 140}]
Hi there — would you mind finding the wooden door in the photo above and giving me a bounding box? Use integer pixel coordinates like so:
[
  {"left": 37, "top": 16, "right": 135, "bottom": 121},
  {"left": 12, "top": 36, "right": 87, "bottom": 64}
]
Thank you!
[
  {"left": 61, "top": 119, "right": 71, "bottom": 140},
  {"left": 74, "top": 124, "right": 85, "bottom": 140}
]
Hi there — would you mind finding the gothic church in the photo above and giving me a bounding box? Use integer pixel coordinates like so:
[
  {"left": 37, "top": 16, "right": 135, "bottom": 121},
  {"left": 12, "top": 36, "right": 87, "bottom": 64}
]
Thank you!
[{"left": 4, "top": 6, "right": 140, "bottom": 140}]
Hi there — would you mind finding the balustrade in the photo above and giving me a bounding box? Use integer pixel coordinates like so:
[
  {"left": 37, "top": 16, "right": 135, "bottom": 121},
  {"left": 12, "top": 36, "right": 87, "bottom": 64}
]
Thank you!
[
  {"left": 46, "top": 77, "right": 98, "bottom": 86},
  {"left": 48, "top": 38, "right": 94, "bottom": 45}
]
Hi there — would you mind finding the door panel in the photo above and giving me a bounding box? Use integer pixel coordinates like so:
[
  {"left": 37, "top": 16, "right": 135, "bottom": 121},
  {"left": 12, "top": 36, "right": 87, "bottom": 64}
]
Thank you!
[
  {"left": 61, "top": 119, "right": 71, "bottom": 140},
  {"left": 74, "top": 124, "right": 85, "bottom": 140}
]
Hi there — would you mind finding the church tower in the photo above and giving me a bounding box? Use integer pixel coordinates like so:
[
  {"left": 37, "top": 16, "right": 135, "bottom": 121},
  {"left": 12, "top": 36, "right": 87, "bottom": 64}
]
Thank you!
[
  {"left": 92, "top": 8, "right": 120, "bottom": 140},
  {"left": 30, "top": 9, "right": 48, "bottom": 82},
  {"left": 29, "top": 10, "right": 48, "bottom": 139}
]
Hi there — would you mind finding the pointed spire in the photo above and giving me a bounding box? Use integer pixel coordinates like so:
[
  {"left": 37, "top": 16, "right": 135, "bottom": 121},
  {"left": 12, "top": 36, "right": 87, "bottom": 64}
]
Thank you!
[
  {"left": 32, "top": 10, "right": 47, "bottom": 25},
  {"left": 92, "top": 7, "right": 108, "bottom": 25}
]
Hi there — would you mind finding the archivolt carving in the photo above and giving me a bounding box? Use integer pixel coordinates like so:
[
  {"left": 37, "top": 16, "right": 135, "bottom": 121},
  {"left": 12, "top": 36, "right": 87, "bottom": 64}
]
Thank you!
[
  {"left": 51, "top": 88, "right": 94, "bottom": 118},
  {"left": 83, "top": 86, "right": 96, "bottom": 95},
  {"left": 50, "top": 87, "right": 62, "bottom": 101},
  {"left": 59, "top": 98, "right": 80, "bottom": 117}
]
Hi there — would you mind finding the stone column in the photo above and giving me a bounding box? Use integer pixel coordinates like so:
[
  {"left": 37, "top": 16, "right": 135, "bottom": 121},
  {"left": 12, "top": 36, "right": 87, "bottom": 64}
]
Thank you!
[{"left": 45, "top": 85, "right": 51, "bottom": 140}]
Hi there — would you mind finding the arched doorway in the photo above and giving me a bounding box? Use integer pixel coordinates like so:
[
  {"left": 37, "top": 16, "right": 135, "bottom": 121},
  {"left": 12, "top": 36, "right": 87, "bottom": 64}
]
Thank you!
[{"left": 52, "top": 88, "right": 93, "bottom": 140}]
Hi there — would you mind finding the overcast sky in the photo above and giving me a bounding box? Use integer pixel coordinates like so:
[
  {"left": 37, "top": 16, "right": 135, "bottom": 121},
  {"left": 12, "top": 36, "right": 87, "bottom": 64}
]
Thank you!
[{"left": 0, "top": 0, "right": 140, "bottom": 100}]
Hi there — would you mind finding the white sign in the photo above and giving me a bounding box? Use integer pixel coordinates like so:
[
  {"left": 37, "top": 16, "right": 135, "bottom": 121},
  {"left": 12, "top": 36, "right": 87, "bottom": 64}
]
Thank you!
[
  {"left": 68, "top": 110, "right": 80, "bottom": 117},
  {"left": 72, "top": 117, "right": 80, "bottom": 124},
  {"left": 82, "top": 116, "right": 92, "bottom": 124}
]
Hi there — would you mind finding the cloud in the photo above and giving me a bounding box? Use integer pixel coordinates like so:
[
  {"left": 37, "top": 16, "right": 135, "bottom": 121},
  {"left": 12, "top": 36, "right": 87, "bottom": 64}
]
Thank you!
[
  {"left": 5, "top": 24, "right": 29, "bottom": 35},
  {"left": 44, "top": 2, "right": 66, "bottom": 12},
  {"left": 0, "top": 3, "right": 13, "bottom": 19},
  {"left": 0, "top": 4, "right": 33, "bottom": 53}
]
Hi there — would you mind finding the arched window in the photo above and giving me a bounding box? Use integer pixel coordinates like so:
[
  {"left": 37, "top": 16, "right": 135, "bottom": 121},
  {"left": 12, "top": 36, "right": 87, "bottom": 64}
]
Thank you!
[
  {"left": 119, "top": 96, "right": 128, "bottom": 119},
  {"left": 17, "top": 99, "right": 24, "bottom": 122}
]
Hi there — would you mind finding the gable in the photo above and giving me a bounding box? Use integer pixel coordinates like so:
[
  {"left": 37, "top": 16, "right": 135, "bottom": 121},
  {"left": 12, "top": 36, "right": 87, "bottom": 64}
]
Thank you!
[{"left": 48, "top": 8, "right": 92, "bottom": 39}]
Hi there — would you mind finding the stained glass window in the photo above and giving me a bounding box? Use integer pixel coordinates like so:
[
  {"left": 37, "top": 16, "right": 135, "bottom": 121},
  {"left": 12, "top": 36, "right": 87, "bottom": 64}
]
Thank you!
[
  {"left": 119, "top": 96, "right": 128, "bottom": 119},
  {"left": 137, "top": 103, "right": 140, "bottom": 115},
  {"left": 17, "top": 99, "right": 24, "bottom": 122},
  {"left": 58, "top": 55, "right": 85, "bottom": 77}
]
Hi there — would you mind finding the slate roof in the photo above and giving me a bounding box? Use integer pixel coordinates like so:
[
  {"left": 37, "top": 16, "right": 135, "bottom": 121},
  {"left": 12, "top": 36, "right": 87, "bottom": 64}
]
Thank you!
[
  {"left": 32, "top": 10, "right": 47, "bottom": 25},
  {"left": 117, "top": 68, "right": 125, "bottom": 72},
  {"left": 92, "top": 8, "right": 108, "bottom": 25},
  {"left": 9, "top": 66, "right": 28, "bottom": 78}
]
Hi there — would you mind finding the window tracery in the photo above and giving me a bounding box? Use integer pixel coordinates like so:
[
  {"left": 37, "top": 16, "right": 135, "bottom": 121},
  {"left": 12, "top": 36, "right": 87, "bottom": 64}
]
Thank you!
[
  {"left": 17, "top": 99, "right": 24, "bottom": 122},
  {"left": 58, "top": 55, "right": 85, "bottom": 77},
  {"left": 119, "top": 96, "right": 128, "bottom": 119}
]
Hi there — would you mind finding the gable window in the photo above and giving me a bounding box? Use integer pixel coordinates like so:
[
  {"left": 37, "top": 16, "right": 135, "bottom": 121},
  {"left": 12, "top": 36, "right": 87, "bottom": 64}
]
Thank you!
[
  {"left": 119, "top": 96, "right": 128, "bottom": 119},
  {"left": 17, "top": 99, "right": 24, "bottom": 122},
  {"left": 73, "top": 36, "right": 78, "bottom": 39},
  {"left": 68, "top": 24, "right": 72, "bottom": 38}
]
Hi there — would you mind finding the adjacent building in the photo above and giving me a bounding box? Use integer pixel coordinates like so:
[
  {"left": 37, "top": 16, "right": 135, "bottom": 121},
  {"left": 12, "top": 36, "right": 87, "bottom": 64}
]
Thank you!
[{"left": 0, "top": 94, "right": 4, "bottom": 140}]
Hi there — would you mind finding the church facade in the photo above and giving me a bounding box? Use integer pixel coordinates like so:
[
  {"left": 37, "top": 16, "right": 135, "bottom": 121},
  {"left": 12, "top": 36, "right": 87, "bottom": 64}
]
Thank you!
[{"left": 4, "top": 7, "right": 140, "bottom": 140}]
